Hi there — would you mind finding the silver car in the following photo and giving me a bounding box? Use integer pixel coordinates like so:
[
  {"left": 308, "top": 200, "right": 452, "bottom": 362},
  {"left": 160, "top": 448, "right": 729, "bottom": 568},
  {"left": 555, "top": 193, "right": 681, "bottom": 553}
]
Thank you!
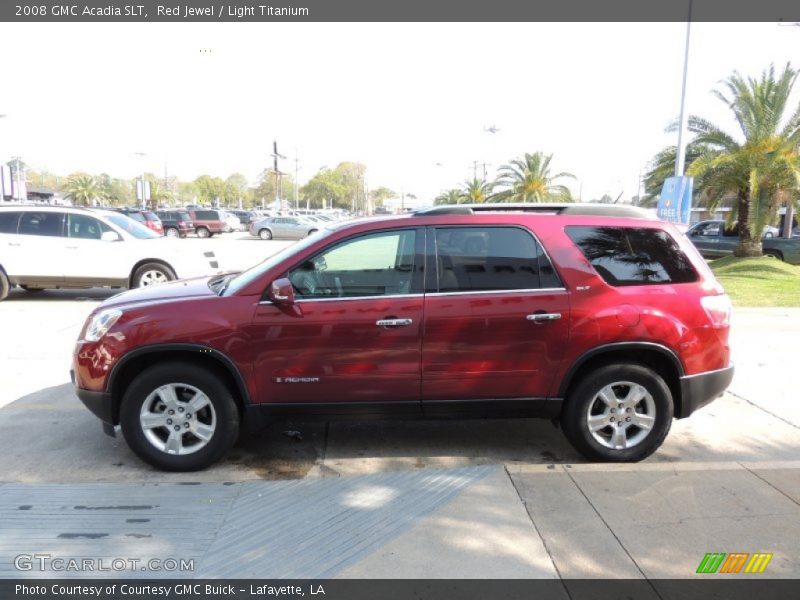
[{"left": 249, "top": 216, "right": 320, "bottom": 240}]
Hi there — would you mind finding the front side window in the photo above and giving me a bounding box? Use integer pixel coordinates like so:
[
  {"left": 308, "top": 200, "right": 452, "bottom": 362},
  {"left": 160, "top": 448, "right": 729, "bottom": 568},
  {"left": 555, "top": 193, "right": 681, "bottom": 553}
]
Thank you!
[
  {"left": 18, "top": 212, "right": 64, "bottom": 237},
  {"left": 289, "top": 230, "right": 417, "bottom": 298},
  {"left": 68, "top": 214, "right": 112, "bottom": 239},
  {"left": 434, "top": 226, "right": 560, "bottom": 292},
  {"left": 566, "top": 226, "right": 698, "bottom": 286},
  {"left": 693, "top": 222, "right": 721, "bottom": 237}
]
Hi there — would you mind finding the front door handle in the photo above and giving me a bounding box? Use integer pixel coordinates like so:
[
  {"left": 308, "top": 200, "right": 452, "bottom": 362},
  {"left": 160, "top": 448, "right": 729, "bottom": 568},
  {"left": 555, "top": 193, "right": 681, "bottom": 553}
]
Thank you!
[
  {"left": 376, "top": 318, "right": 413, "bottom": 328},
  {"left": 527, "top": 313, "right": 561, "bottom": 322},
  {"left": 8, "top": 242, "right": 20, "bottom": 247}
]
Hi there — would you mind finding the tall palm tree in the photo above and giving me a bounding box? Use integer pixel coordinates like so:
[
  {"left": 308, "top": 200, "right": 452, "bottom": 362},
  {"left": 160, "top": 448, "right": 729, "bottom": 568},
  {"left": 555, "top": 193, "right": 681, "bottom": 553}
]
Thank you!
[
  {"left": 492, "top": 152, "right": 575, "bottom": 202},
  {"left": 63, "top": 175, "right": 104, "bottom": 207},
  {"left": 434, "top": 188, "right": 464, "bottom": 205},
  {"left": 462, "top": 178, "right": 493, "bottom": 203},
  {"left": 684, "top": 63, "right": 800, "bottom": 256}
]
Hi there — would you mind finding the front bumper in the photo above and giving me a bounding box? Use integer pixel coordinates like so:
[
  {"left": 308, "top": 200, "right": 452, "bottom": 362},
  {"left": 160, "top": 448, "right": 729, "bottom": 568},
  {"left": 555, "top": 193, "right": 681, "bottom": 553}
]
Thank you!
[
  {"left": 71, "top": 369, "right": 116, "bottom": 436},
  {"left": 677, "top": 363, "right": 734, "bottom": 418}
]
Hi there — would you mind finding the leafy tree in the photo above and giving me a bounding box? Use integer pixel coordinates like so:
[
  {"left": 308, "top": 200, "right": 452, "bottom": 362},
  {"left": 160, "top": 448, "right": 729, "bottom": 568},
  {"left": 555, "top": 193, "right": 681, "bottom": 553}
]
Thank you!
[
  {"left": 682, "top": 63, "right": 800, "bottom": 256},
  {"left": 492, "top": 152, "right": 575, "bottom": 202},
  {"left": 462, "top": 178, "right": 493, "bottom": 203},
  {"left": 434, "top": 188, "right": 464, "bottom": 205},
  {"left": 370, "top": 186, "right": 396, "bottom": 208},
  {"left": 192, "top": 175, "right": 227, "bottom": 206},
  {"left": 253, "top": 169, "right": 296, "bottom": 209},
  {"left": 63, "top": 174, "right": 104, "bottom": 207},
  {"left": 301, "top": 168, "right": 349, "bottom": 209}
]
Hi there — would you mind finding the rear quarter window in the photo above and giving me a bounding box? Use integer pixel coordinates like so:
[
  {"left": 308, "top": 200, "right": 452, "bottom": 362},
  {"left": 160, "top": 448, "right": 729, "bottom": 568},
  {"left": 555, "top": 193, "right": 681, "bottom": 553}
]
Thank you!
[
  {"left": 0, "top": 211, "right": 22, "bottom": 233},
  {"left": 566, "top": 226, "right": 697, "bottom": 286}
]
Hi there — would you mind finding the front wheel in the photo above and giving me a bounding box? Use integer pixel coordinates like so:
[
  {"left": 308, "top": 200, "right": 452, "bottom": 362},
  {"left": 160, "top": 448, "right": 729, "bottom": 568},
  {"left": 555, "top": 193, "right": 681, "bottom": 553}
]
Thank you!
[
  {"left": 132, "top": 262, "right": 177, "bottom": 288},
  {"left": 561, "top": 364, "right": 673, "bottom": 462},
  {"left": 165, "top": 227, "right": 180, "bottom": 238},
  {"left": 119, "top": 362, "right": 240, "bottom": 471},
  {"left": 259, "top": 228, "right": 272, "bottom": 240}
]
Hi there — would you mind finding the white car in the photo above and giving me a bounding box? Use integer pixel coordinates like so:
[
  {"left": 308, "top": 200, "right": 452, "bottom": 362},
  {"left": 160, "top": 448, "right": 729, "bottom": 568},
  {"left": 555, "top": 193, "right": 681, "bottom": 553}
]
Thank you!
[
  {"left": 0, "top": 206, "right": 221, "bottom": 300},
  {"left": 220, "top": 211, "right": 241, "bottom": 233}
]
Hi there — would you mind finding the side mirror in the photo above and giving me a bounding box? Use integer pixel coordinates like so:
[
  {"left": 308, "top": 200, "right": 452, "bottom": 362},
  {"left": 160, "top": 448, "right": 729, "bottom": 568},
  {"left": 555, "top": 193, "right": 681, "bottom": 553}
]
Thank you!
[
  {"left": 101, "top": 231, "right": 122, "bottom": 242},
  {"left": 269, "top": 277, "right": 296, "bottom": 305}
]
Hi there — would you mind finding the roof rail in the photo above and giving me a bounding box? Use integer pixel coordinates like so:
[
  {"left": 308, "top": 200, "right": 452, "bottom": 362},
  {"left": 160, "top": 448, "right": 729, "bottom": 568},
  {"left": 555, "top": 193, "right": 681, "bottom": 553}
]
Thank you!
[{"left": 414, "top": 203, "right": 656, "bottom": 219}]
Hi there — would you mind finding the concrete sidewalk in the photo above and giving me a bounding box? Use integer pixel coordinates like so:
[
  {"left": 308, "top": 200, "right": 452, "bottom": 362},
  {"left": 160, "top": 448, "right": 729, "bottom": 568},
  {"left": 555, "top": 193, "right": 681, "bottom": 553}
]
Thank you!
[{"left": 1, "top": 462, "right": 798, "bottom": 579}]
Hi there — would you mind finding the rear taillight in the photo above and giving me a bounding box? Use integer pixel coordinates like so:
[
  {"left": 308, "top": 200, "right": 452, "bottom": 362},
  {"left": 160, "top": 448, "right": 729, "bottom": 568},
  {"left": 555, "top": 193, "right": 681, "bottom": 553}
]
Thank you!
[{"left": 701, "top": 294, "right": 732, "bottom": 328}]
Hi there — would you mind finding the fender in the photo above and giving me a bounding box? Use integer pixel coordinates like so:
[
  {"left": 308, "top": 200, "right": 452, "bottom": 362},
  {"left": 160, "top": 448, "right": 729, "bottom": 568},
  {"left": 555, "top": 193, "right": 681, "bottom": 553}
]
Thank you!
[
  {"left": 106, "top": 343, "right": 252, "bottom": 405},
  {"left": 558, "top": 341, "right": 685, "bottom": 398}
]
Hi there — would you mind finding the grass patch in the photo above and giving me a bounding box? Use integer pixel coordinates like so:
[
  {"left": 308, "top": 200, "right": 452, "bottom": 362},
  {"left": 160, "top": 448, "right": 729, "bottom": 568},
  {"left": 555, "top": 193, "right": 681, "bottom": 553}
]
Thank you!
[{"left": 710, "top": 256, "right": 800, "bottom": 307}]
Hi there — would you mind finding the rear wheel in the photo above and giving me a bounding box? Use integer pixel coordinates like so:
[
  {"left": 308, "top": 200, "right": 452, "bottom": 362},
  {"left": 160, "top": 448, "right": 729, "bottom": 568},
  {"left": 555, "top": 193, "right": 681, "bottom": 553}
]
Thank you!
[
  {"left": 259, "top": 228, "right": 272, "bottom": 240},
  {"left": 165, "top": 227, "right": 180, "bottom": 238},
  {"left": 196, "top": 227, "right": 210, "bottom": 238},
  {"left": 132, "top": 262, "right": 176, "bottom": 288},
  {"left": 0, "top": 270, "right": 9, "bottom": 301},
  {"left": 119, "top": 362, "right": 239, "bottom": 471},
  {"left": 561, "top": 364, "right": 673, "bottom": 462}
]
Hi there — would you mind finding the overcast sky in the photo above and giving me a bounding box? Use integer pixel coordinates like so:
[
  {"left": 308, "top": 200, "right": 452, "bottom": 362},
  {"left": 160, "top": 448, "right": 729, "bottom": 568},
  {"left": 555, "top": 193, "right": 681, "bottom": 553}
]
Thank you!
[{"left": 0, "top": 22, "right": 798, "bottom": 202}]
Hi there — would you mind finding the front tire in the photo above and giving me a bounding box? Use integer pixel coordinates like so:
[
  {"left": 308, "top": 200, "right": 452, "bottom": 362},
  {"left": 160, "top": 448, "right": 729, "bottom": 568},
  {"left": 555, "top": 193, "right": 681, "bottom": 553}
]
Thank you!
[
  {"left": 119, "top": 362, "right": 240, "bottom": 471},
  {"left": 165, "top": 227, "right": 180, "bottom": 238},
  {"left": 259, "top": 229, "right": 272, "bottom": 240},
  {"left": 132, "top": 262, "right": 177, "bottom": 288},
  {"left": 0, "top": 269, "right": 9, "bottom": 301},
  {"left": 561, "top": 364, "right": 673, "bottom": 462}
]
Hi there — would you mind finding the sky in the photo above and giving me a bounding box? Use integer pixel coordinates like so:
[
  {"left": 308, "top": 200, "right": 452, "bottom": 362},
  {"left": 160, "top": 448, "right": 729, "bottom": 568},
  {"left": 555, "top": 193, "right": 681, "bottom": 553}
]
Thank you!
[{"left": 0, "top": 22, "right": 798, "bottom": 204}]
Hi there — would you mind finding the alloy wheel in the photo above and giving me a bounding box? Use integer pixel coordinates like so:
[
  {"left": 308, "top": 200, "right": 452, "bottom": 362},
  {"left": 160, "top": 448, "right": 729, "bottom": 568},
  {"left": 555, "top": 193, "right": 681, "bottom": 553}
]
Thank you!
[
  {"left": 586, "top": 381, "right": 656, "bottom": 450},
  {"left": 139, "top": 383, "right": 217, "bottom": 455}
]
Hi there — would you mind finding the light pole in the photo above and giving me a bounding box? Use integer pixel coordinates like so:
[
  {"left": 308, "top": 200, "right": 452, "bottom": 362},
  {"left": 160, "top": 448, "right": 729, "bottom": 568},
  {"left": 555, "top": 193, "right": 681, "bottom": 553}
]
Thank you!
[
  {"left": 675, "top": 1, "right": 693, "bottom": 176},
  {"left": 134, "top": 152, "right": 147, "bottom": 209}
]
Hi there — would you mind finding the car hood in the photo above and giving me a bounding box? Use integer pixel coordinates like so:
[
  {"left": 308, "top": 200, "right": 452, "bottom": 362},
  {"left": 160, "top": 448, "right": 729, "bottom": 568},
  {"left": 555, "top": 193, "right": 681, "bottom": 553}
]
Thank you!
[{"left": 99, "top": 276, "right": 218, "bottom": 309}]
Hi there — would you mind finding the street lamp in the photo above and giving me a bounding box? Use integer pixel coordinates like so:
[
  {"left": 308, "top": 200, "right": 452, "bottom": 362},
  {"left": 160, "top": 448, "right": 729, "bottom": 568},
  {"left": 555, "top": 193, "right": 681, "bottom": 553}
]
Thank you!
[
  {"left": 675, "top": 1, "right": 693, "bottom": 176},
  {"left": 134, "top": 152, "right": 147, "bottom": 209}
]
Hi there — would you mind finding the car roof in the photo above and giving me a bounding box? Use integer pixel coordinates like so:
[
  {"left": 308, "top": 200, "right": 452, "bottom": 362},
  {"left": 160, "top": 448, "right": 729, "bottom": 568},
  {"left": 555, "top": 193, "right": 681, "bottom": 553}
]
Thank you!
[{"left": 0, "top": 205, "right": 122, "bottom": 218}]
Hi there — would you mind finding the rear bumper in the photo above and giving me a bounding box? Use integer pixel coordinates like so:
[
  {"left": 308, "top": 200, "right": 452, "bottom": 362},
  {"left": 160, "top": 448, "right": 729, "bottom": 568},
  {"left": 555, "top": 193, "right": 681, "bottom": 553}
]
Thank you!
[{"left": 677, "top": 363, "right": 734, "bottom": 418}]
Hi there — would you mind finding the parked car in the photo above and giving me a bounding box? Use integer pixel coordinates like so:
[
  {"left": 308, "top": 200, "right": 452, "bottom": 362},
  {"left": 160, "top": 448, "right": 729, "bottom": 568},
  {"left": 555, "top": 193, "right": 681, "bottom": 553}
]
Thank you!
[
  {"left": 187, "top": 209, "right": 227, "bottom": 238},
  {"left": 72, "top": 203, "right": 733, "bottom": 471},
  {"left": 156, "top": 210, "right": 196, "bottom": 238},
  {"left": 0, "top": 206, "right": 221, "bottom": 300},
  {"left": 229, "top": 210, "right": 255, "bottom": 229},
  {"left": 686, "top": 220, "right": 800, "bottom": 264},
  {"left": 249, "top": 216, "right": 320, "bottom": 240},
  {"left": 113, "top": 208, "right": 164, "bottom": 236}
]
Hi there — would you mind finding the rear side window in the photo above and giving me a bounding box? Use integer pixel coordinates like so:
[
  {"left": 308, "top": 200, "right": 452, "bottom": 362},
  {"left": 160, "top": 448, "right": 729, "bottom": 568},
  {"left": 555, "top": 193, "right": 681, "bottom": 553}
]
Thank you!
[
  {"left": 566, "top": 226, "right": 697, "bottom": 286},
  {"left": 434, "top": 226, "right": 561, "bottom": 292},
  {"left": 18, "top": 212, "right": 64, "bottom": 237},
  {"left": 194, "top": 210, "right": 218, "bottom": 220},
  {"left": 127, "top": 212, "right": 145, "bottom": 223},
  {"left": 0, "top": 212, "right": 21, "bottom": 233}
]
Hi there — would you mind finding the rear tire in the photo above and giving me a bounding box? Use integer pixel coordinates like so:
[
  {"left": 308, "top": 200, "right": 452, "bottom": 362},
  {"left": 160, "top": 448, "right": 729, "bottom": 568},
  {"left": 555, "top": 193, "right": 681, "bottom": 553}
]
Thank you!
[
  {"left": 132, "top": 262, "right": 177, "bottom": 288},
  {"left": 165, "top": 227, "right": 180, "bottom": 238},
  {"left": 0, "top": 270, "right": 9, "bottom": 301},
  {"left": 120, "top": 362, "right": 240, "bottom": 471},
  {"left": 561, "top": 364, "right": 673, "bottom": 462},
  {"left": 259, "top": 229, "right": 272, "bottom": 240},
  {"left": 196, "top": 227, "right": 210, "bottom": 238}
]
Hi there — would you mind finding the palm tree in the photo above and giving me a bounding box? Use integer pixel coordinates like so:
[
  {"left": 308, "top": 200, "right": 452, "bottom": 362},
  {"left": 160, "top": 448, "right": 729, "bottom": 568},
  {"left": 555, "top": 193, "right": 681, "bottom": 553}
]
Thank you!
[
  {"left": 63, "top": 175, "right": 104, "bottom": 207},
  {"left": 462, "top": 178, "right": 493, "bottom": 203},
  {"left": 492, "top": 152, "right": 575, "bottom": 202},
  {"left": 684, "top": 63, "right": 800, "bottom": 256},
  {"left": 434, "top": 188, "right": 464, "bottom": 205},
  {"left": 148, "top": 181, "right": 172, "bottom": 210},
  {"left": 642, "top": 141, "right": 709, "bottom": 207}
]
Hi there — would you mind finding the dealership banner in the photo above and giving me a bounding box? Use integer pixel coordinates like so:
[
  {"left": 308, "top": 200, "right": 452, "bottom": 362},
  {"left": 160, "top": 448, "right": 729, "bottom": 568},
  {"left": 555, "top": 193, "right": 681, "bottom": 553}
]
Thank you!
[
  {"left": 3, "top": 0, "right": 800, "bottom": 22},
  {"left": 657, "top": 176, "right": 693, "bottom": 225}
]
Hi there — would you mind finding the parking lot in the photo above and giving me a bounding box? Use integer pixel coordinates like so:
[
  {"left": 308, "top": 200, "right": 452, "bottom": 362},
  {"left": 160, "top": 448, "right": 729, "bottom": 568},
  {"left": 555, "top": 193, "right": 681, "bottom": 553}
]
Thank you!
[{"left": 1, "top": 233, "right": 799, "bottom": 579}]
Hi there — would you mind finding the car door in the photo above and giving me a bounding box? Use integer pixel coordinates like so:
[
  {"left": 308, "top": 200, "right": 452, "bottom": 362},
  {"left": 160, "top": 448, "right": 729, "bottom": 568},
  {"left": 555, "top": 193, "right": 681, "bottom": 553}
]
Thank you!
[
  {"left": 62, "top": 213, "right": 127, "bottom": 284},
  {"left": 249, "top": 227, "right": 424, "bottom": 409},
  {"left": 421, "top": 225, "right": 571, "bottom": 408},
  {"left": 284, "top": 218, "right": 306, "bottom": 239},
  {"left": 9, "top": 211, "right": 67, "bottom": 285},
  {"left": 0, "top": 211, "right": 23, "bottom": 276},
  {"left": 688, "top": 222, "right": 723, "bottom": 257}
]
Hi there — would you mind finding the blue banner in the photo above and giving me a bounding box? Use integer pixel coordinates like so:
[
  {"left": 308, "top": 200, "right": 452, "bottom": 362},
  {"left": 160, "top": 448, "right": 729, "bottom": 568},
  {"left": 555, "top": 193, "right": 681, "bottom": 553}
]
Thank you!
[{"left": 657, "top": 176, "right": 693, "bottom": 224}]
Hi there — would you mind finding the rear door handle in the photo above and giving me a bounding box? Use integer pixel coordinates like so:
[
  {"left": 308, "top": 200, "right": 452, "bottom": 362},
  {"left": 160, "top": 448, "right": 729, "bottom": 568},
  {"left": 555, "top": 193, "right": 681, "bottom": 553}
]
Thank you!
[
  {"left": 376, "top": 318, "right": 413, "bottom": 328},
  {"left": 527, "top": 313, "right": 562, "bottom": 322}
]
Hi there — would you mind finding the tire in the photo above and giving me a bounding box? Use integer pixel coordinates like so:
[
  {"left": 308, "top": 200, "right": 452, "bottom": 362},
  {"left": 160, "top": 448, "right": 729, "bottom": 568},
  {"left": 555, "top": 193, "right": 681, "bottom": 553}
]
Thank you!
[
  {"left": 132, "top": 262, "right": 177, "bottom": 288},
  {"left": 196, "top": 227, "right": 210, "bottom": 238},
  {"left": 119, "top": 362, "right": 240, "bottom": 471},
  {"left": 0, "top": 269, "right": 9, "bottom": 301},
  {"left": 259, "top": 229, "right": 272, "bottom": 240},
  {"left": 560, "top": 364, "right": 673, "bottom": 462},
  {"left": 165, "top": 227, "right": 180, "bottom": 238},
  {"left": 307, "top": 229, "right": 318, "bottom": 236},
  {"left": 764, "top": 250, "right": 783, "bottom": 261}
]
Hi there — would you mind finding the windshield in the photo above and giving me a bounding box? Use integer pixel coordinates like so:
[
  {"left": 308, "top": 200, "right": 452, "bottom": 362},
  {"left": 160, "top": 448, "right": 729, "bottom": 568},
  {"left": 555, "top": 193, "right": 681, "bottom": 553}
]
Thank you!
[
  {"left": 223, "top": 228, "right": 333, "bottom": 296},
  {"left": 107, "top": 214, "right": 161, "bottom": 239}
]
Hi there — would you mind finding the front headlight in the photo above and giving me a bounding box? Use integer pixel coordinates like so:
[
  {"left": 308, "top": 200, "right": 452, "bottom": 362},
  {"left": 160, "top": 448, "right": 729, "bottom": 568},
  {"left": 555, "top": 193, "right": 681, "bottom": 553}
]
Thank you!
[{"left": 85, "top": 309, "right": 123, "bottom": 342}]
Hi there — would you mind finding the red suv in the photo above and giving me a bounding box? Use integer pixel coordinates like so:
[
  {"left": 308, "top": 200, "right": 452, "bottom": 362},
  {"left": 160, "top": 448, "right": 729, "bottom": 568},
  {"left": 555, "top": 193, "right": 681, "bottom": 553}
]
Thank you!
[
  {"left": 72, "top": 204, "right": 733, "bottom": 471},
  {"left": 187, "top": 209, "right": 227, "bottom": 238}
]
